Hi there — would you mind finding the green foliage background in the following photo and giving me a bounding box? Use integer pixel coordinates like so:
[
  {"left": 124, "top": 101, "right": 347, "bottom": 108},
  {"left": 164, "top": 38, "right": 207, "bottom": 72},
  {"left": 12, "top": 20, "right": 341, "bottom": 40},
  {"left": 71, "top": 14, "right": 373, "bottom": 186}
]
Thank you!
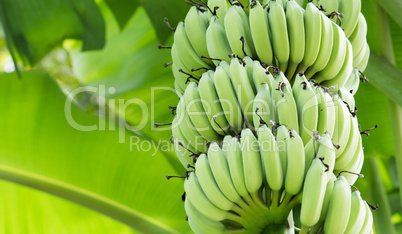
[{"left": 0, "top": 0, "right": 400, "bottom": 233}]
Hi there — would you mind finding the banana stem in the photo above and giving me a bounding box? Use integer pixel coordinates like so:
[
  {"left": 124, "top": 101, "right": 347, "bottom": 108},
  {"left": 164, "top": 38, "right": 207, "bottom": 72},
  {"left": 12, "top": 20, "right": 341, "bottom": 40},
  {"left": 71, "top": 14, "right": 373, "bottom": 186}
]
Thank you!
[
  {"left": 271, "top": 190, "right": 281, "bottom": 208},
  {"left": 299, "top": 225, "right": 309, "bottom": 234}
]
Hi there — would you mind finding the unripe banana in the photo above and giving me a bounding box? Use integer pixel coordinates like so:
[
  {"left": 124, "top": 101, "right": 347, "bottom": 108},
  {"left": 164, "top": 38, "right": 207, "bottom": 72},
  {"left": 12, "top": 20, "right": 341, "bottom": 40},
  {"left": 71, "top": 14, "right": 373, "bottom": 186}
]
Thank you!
[
  {"left": 213, "top": 66, "right": 244, "bottom": 133},
  {"left": 252, "top": 60, "right": 274, "bottom": 91},
  {"left": 253, "top": 83, "right": 273, "bottom": 129},
  {"left": 285, "top": 0, "right": 305, "bottom": 79},
  {"left": 344, "top": 190, "right": 366, "bottom": 233},
  {"left": 316, "top": 87, "right": 336, "bottom": 137},
  {"left": 207, "top": 0, "right": 228, "bottom": 27},
  {"left": 241, "top": 128, "right": 263, "bottom": 195},
  {"left": 323, "top": 175, "right": 352, "bottom": 234},
  {"left": 300, "top": 157, "right": 328, "bottom": 228},
  {"left": 172, "top": 115, "right": 198, "bottom": 167},
  {"left": 305, "top": 13, "right": 334, "bottom": 78},
  {"left": 268, "top": 0, "right": 290, "bottom": 71},
  {"left": 332, "top": 94, "right": 352, "bottom": 158},
  {"left": 198, "top": 72, "right": 231, "bottom": 135},
  {"left": 285, "top": 129, "right": 305, "bottom": 195},
  {"left": 298, "top": 3, "right": 321, "bottom": 72},
  {"left": 176, "top": 98, "right": 208, "bottom": 153},
  {"left": 184, "top": 82, "right": 222, "bottom": 142},
  {"left": 316, "top": 132, "right": 336, "bottom": 177},
  {"left": 229, "top": 57, "right": 256, "bottom": 125},
  {"left": 249, "top": 0, "right": 274, "bottom": 64},
  {"left": 185, "top": 199, "right": 226, "bottom": 233},
  {"left": 349, "top": 13, "right": 368, "bottom": 61},
  {"left": 184, "top": 6, "right": 212, "bottom": 65},
  {"left": 344, "top": 68, "right": 361, "bottom": 95},
  {"left": 206, "top": 16, "right": 232, "bottom": 66},
  {"left": 335, "top": 115, "right": 360, "bottom": 169},
  {"left": 225, "top": 6, "right": 253, "bottom": 57},
  {"left": 304, "top": 135, "right": 320, "bottom": 177},
  {"left": 272, "top": 72, "right": 299, "bottom": 132},
  {"left": 360, "top": 201, "right": 374, "bottom": 234},
  {"left": 208, "top": 142, "right": 243, "bottom": 204},
  {"left": 257, "top": 125, "right": 284, "bottom": 192},
  {"left": 184, "top": 172, "right": 227, "bottom": 221},
  {"left": 339, "top": 0, "right": 361, "bottom": 38},
  {"left": 276, "top": 125, "right": 288, "bottom": 179},
  {"left": 314, "top": 23, "right": 347, "bottom": 83},
  {"left": 234, "top": 4, "right": 257, "bottom": 58},
  {"left": 294, "top": 75, "right": 319, "bottom": 144},
  {"left": 174, "top": 22, "right": 212, "bottom": 73},
  {"left": 226, "top": 137, "right": 249, "bottom": 198},
  {"left": 195, "top": 154, "right": 236, "bottom": 211},
  {"left": 356, "top": 42, "right": 370, "bottom": 72},
  {"left": 322, "top": 39, "right": 354, "bottom": 90}
]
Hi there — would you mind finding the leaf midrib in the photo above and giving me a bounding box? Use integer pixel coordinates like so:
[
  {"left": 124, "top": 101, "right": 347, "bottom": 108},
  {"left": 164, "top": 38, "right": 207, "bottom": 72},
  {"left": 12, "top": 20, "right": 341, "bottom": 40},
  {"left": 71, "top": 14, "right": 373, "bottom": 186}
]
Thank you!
[{"left": 0, "top": 165, "right": 178, "bottom": 234}]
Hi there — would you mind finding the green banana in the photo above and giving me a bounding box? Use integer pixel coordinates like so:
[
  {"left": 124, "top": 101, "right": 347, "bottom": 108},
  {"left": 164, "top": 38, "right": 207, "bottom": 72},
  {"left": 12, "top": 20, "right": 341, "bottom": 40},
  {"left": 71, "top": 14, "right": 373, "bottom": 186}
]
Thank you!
[
  {"left": 253, "top": 83, "right": 273, "bottom": 129},
  {"left": 335, "top": 115, "right": 360, "bottom": 169},
  {"left": 252, "top": 60, "right": 274, "bottom": 91},
  {"left": 174, "top": 22, "right": 212, "bottom": 74},
  {"left": 249, "top": 0, "right": 274, "bottom": 64},
  {"left": 195, "top": 154, "right": 236, "bottom": 211},
  {"left": 208, "top": 142, "right": 243, "bottom": 204},
  {"left": 184, "top": 172, "right": 227, "bottom": 221},
  {"left": 225, "top": 6, "right": 253, "bottom": 57},
  {"left": 349, "top": 13, "right": 367, "bottom": 61},
  {"left": 207, "top": 0, "right": 228, "bottom": 27},
  {"left": 323, "top": 175, "right": 352, "bottom": 234},
  {"left": 241, "top": 128, "right": 263, "bottom": 195},
  {"left": 344, "top": 68, "right": 361, "bottom": 95},
  {"left": 314, "top": 23, "right": 347, "bottom": 83},
  {"left": 316, "top": 87, "right": 336, "bottom": 136},
  {"left": 213, "top": 65, "right": 244, "bottom": 133},
  {"left": 285, "top": 0, "right": 305, "bottom": 79},
  {"left": 257, "top": 125, "right": 284, "bottom": 192},
  {"left": 229, "top": 57, "right": 256, "bottom": 125},
  {"left": 206, "top": 16, "right": 233, "bottom": 66},
  {"left": 226, "top": 137, "right": 250, "bottom": 199},
  {"left": 360, "top": 201, "right": 374, "bottom": 234},
  {"left": 344, "top": 190, "right": 366, "bottom": 233},
  {"left": 276, "top": 124, "right": 288, "bottom": 178},
  {"left": 285, "top": 129, "right": 305, "bottom": 195},
  {"left": 295, "top": 75, "right": 319, "bottom": 144},
  {"left": 177, "top": 98, "right": 208, "bottom": 153},
  {"left": 198, "top": 71, "right": 231, "bottom": 135},
  {"left": 272, "top": 72, "right": 299, "bottom": 132},
  {"left": 316, "top": 132, "right": 336, "bottom": 177},
  {"left": 298, "top": 3, "right": 321, "bottom": 72},
  {"left": 268, "top": 0, "right": 290, "bottom": 71},
  {"left": 305, "top": 13, "right": 334, "bottom": 79},
  {"left": 185, "top": 199, "right": 226, "bottom": 233},
  {"left": 184, "top": 82, "right": 222, "bottom": 142},
  {"left": 331, "top": 94, "right": 352, "bottom": 158},
  {"left": 184, "top": 6, "right": 212, "bottom": 65},
  {"left": 322, "top": 39, "right": 354, "bottom": 90},
  {"left": 338, "top": 0, "right": 361, "bottom": 38},
  {"left": 300, "top": 157, "right": 327, "bottom": 228}
]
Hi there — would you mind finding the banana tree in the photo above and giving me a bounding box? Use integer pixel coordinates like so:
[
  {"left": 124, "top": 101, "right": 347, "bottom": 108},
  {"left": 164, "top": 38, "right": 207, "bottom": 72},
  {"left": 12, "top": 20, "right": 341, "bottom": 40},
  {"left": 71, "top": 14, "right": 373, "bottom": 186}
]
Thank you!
[{"left": 0, "top": 0, "right": 401, "bottom": 233}]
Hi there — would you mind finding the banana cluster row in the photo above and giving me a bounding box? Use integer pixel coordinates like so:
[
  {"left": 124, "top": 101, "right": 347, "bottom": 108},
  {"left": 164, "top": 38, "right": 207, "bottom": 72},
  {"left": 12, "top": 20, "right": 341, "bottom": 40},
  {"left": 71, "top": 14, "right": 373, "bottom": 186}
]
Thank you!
[
  {"left": 300, "top": 170, "right": 374, "bottom": 234},
  {"left": 172, "top": 57, "right": 363, "bottom": 184},
  {"left": 171, "top": 0, "right": 368, "bottom": 93},
  {"left": 183, "top": 126, "right": 371, "bottom": 233}
]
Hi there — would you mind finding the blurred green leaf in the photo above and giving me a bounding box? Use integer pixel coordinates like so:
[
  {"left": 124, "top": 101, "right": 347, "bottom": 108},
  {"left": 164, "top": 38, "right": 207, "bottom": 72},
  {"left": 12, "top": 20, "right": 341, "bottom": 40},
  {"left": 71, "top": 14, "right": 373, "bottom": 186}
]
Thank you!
[
  {"left": 354, "top": 81, "right": 395, "bottom": 158},
  {"left": 69, "top": 7, "right": 179, "bottom": 151},
  {"left": 139, "top": 0, "right": 190, "bottom": 44},
  {"left": 365, "top": 52, "right": 402, "bottom": 107},
  {"left": 0, "top": 180, "right": 135, "bottom": 234},
  {"left": 0, "top": 71, "right": 190, "bottom": 233},
  {"left": 105, "top": 0, "right": 139, "bottom": 29},
  {"left": 373, "top": 0, "right": 402, "bottom": 30},
  {"left": 0, "top": 0, "right": 105, "bottom": 65}
]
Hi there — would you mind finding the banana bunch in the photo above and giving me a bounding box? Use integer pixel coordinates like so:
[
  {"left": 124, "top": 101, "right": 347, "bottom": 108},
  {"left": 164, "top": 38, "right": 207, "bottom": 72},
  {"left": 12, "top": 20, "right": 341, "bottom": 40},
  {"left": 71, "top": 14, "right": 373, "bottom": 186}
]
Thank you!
[
  {"left": 182, "top": 125, "right": 370, "bottom": 233},
  {"left": 170, "top": 0, "right": 369, "bottom": 94},
  {"left": 172, "top": 58, "right": 364, "bottom": 182},
  {"left": 301, "top": 173, "right": 374, "bottom": 234},
  {"left": 184, "top": 127, "right": 304, "bottom": 233}
]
